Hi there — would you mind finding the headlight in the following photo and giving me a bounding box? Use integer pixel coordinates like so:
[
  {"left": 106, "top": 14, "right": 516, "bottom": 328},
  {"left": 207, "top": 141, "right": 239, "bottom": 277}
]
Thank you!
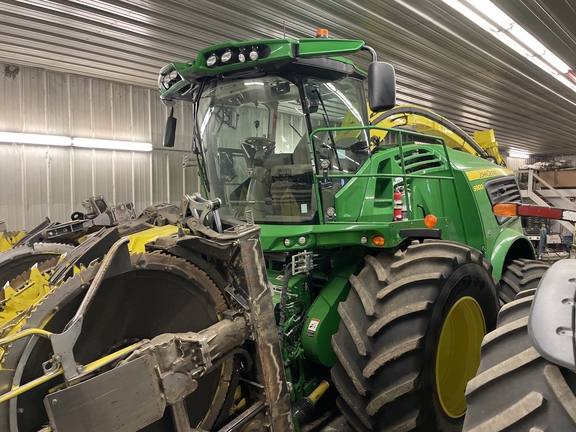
[
  {"left": 238, "top": 49, "right": 246, "bottom": 63},
  {"left": 206, "top": 53, "right": 218, "bottom": 67},
  {"left": 159, "top": 67, "right": 181, "bottom": 90},
  {"left": 249, "top": 47, "right": 259, "bottom": 61},
  {"left": 221, "top": 49, "right": 233, "bottom": 63}
]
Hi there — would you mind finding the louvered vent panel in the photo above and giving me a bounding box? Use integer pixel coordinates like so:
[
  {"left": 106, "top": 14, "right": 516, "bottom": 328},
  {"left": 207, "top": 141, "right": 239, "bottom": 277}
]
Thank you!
[
  {"left": 485, "top": 176, "right": 522, "bottom": 224},
  {"left": 394, "top": 147, "right": 444, "bottom": 174}
]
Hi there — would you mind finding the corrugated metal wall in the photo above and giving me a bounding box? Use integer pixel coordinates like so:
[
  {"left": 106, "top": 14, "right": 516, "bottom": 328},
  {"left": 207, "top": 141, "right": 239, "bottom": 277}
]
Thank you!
[
  {"left": 505, "top": 157, "right": 528, "bottom": 172},
  {"left": 0, "top": 64, "right": 198, "bottom": 231}
]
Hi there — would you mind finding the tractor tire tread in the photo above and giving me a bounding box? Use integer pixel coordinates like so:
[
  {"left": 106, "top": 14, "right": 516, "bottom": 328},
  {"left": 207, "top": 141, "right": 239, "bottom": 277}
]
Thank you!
[
  {"left": 463, "top": 294, "right": 576, "bottom": 432},
  {"left": 333, "top": 240, "right": 499, "bottom": 431},
  {"left": 499, "top": 259, "right": 548, "bottom": 304}
]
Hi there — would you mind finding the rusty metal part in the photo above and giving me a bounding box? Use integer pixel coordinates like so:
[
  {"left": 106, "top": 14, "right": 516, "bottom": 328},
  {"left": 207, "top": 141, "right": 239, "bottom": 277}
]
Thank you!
[
  {"left": 181, "top": 193, "right": 223, "bottom": 233},
  {"left": 15, "top": 200, "right": 137, "bottom": 247},
  {"left": 1, "top": 251, "right": 237, "bottom": 431},
  {"left": 44, "top": 354, "right": 165, "bottom": 432},
  {"left": 3, "top": 216, "right": 291, "bottom": 431},
  {"left": 44, "top": 315, "right": 249, "bottom": 432},
  {"left": 139, "top": 316, "right": 249, "bottom": 395},
  {"left": 238, "top": 227, "right": 294, "bottom": 431},
  {"left": 149, "top": 220, "right": 294, "bottom": 431},
  {"left": 50, "top": 236, "right": 131, "bottom": 380},
  {"left": 217, "top": 401, "right": 266, "bottom": 432}
]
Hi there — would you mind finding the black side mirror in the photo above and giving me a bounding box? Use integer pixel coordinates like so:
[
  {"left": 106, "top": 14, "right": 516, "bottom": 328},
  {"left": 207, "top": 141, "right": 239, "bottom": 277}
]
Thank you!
[
  {"left": 163, "top": 107, "right": 177, "bottom": 148},
  {"left": 368, "top": 62, "right": 396, "bottom": 112}
]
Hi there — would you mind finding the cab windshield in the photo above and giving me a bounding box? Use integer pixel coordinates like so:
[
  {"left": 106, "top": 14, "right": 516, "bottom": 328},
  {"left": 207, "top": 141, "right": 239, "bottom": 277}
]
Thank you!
[{"left": 196, "top": 75, "right": 368, "bottom": 224}]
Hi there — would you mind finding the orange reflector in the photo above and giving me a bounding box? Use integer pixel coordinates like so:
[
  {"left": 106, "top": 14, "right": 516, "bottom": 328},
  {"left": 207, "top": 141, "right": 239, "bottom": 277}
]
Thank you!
[
  {"left": 372, "top": 235, "right": 386, "bottom": 246},
  {"left": 492, "top": 203, "right": 518, "bottom": 217},
  {"left": 316, "top": 28, "right": 329, "bottom": 38},
  {"left": 424, "top": 214, "right": 438, "bottom": 228}
]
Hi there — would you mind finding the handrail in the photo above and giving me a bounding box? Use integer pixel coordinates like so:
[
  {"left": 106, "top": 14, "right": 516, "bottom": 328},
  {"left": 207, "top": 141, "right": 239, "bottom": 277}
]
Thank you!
[
  {"left": 308, "top": 125, "right": 462, "bottom": 225},
  {"left": 532, "top": 171, "right": 576, "bottom": 210}
]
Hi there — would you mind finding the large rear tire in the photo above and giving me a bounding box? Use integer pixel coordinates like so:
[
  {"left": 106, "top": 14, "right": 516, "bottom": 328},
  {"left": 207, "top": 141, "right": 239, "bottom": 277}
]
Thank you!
[
  {"left": 463, "top": 294, "right": 576, "bottom": 431},
  {"left": 331, "top": 240, "right": 499, "bottom": 431},
  {"left": 499, "top": 258, "right": 549, "bottom": 304},
  {"left": 0, "top": 252, "right": 236, "bottom": 432}
]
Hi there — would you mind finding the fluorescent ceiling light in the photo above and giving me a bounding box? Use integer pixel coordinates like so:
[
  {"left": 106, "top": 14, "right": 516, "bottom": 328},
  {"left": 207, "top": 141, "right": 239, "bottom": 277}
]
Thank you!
[
  {"left": 464, "top": 0, "right": 512, "bottom": 29},
  {"left": 0, "top": 132, "right": 71, "bottom": 146},
  {"left": 508, "top": 24, "right": 547, "bottom": 55},
  {"left": 554, "top": 75, "right": 576, "bottom": 92},
  {"left": 541, "top": 51, "right": 570, "bottom": 74},
  {"left": 442, "top": 0, "right": 497, "bottom": 32},
  {"left": 508, "top": 152, "right": 530, "bottom": 159},
  {"left": 0, "top": 131, "right": 153, "bottom": 151},
  {"left": 527, "top": 56, "right": 559, "bottom": 76},
  {"left": 509, "top": 147, "right": 530, "bottom": 159},
  {"left": 72, "top": 138, "right": 153, "bottom": 152},
  {"left": 492, "top": 32, "right": 532, "bottom": 58},
  {"left": 442, "top": 0, "right": 575, "bottom": 93}
]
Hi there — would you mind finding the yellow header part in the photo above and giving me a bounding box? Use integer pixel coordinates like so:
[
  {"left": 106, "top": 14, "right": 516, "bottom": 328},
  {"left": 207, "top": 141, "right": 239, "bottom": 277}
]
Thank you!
[
  {"left": 465, "top": 167, "right": 514, "bottom": 182},
  {"left": 127, "top": 224, "right": 182, "bottom": 253}
]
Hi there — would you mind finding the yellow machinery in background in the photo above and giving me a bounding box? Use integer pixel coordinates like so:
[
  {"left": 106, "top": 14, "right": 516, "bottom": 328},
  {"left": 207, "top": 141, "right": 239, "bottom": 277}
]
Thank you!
[
  {"left": 0, "top": 221, "right": 26, "bottom": 253},
  {"left": 370, "top": 104, "right": 507, "bottom": 166}
]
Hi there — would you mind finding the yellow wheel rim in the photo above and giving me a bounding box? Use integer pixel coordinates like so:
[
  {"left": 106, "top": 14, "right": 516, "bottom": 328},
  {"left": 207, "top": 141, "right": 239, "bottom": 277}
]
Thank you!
[{"left": 435, "top": 296, "right": 486, "bottom": 419}]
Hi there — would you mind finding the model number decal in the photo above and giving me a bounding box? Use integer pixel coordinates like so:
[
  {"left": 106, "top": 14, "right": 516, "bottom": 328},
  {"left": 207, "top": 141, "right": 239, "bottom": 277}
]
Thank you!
[
  {"left": 466, "top": 168, "right": 514, "bottom": 181},
  {"left": 473, "top": 184, "right": 485, "bottom": 192}
]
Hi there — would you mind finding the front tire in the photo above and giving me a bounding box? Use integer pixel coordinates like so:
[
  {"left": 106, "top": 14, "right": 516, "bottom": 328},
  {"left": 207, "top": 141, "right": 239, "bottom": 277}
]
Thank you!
[
  {"left": 463, "top": 294, "right": 576, "bottom": 431},
  {"left": 331, "top": 240, "right": 499, "bottom": 431},
  {"left": 499, "top": 259, "right": 549, "bottom": 304}
]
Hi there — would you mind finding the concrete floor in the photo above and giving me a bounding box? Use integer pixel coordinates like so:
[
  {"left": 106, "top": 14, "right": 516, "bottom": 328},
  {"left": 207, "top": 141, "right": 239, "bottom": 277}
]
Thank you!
[
  {"left": 301, "top": 388, "right": 354, "bottom": 432},
  {"left": 302, "top": 408, "right": 353, "bottom": 432}
]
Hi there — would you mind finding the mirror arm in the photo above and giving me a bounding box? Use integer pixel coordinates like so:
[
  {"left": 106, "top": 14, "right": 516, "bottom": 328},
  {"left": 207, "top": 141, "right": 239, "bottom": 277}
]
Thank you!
[{"left": 361, "top": 45, "right": 377, "bottom": 62}]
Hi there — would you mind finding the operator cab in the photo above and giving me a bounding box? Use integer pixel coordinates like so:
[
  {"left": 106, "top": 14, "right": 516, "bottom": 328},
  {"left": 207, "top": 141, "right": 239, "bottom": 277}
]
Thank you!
[
  {"left": 197, "top": 74, "right": 370, "bottom": 224},
  {"left": 160, "top": 34, "right": 396, "bottom": 226}
]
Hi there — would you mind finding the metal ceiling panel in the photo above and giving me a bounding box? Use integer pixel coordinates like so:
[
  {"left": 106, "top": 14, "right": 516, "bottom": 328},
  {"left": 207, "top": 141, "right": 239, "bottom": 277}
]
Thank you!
[{"left": 1, "top": 0, "right": 576, "bottom": 156}]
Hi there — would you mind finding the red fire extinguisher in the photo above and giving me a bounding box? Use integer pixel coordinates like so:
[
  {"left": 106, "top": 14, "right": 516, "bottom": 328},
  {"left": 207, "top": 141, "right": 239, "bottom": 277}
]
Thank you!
[{"left": 394, "top": 189, "right": 403, "bottom": 221}]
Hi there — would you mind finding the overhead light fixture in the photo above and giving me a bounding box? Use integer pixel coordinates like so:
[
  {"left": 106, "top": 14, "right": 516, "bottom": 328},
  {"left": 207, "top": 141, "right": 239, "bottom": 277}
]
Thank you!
[
  {"left": 557, "top": 74, "right": 576, "bottom": 92},
  {"left": 0, "top": 132, "right": 71, "bottom": 146},
  {"left": 508, "top": 147, "right": 530, "bottom": 159},
  {"left": 463, "top": 0, "right": 512, "bottom": 29},
  {"left": 441, "top": 0, "right": 497, "bottom": 32},
  {"left": 72, "top": 138, "right": 153, "bottom": 152},
  {"left": 508, "top": 152, "right": 530, "bottom": 159},
  {"left": 442, "top": 0, "right": 575, "bottom": 93},
  {"left": 0, "top": 132, "right": 153, "bottom": 151}
]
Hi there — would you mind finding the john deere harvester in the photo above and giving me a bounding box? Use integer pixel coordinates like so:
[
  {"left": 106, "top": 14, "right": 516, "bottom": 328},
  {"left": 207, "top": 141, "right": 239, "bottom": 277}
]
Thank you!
[{"left": 0, "top": 31, "right": 547, "bottom": 432}]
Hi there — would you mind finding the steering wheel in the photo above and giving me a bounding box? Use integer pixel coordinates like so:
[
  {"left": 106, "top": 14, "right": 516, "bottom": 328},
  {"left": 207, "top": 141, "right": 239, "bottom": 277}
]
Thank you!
[
  {"left": 244, "top": 137, "right": 275, "bottom": 148},
  {"left": 242, "top": 137, "right": 276, "bottom": 163}
]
